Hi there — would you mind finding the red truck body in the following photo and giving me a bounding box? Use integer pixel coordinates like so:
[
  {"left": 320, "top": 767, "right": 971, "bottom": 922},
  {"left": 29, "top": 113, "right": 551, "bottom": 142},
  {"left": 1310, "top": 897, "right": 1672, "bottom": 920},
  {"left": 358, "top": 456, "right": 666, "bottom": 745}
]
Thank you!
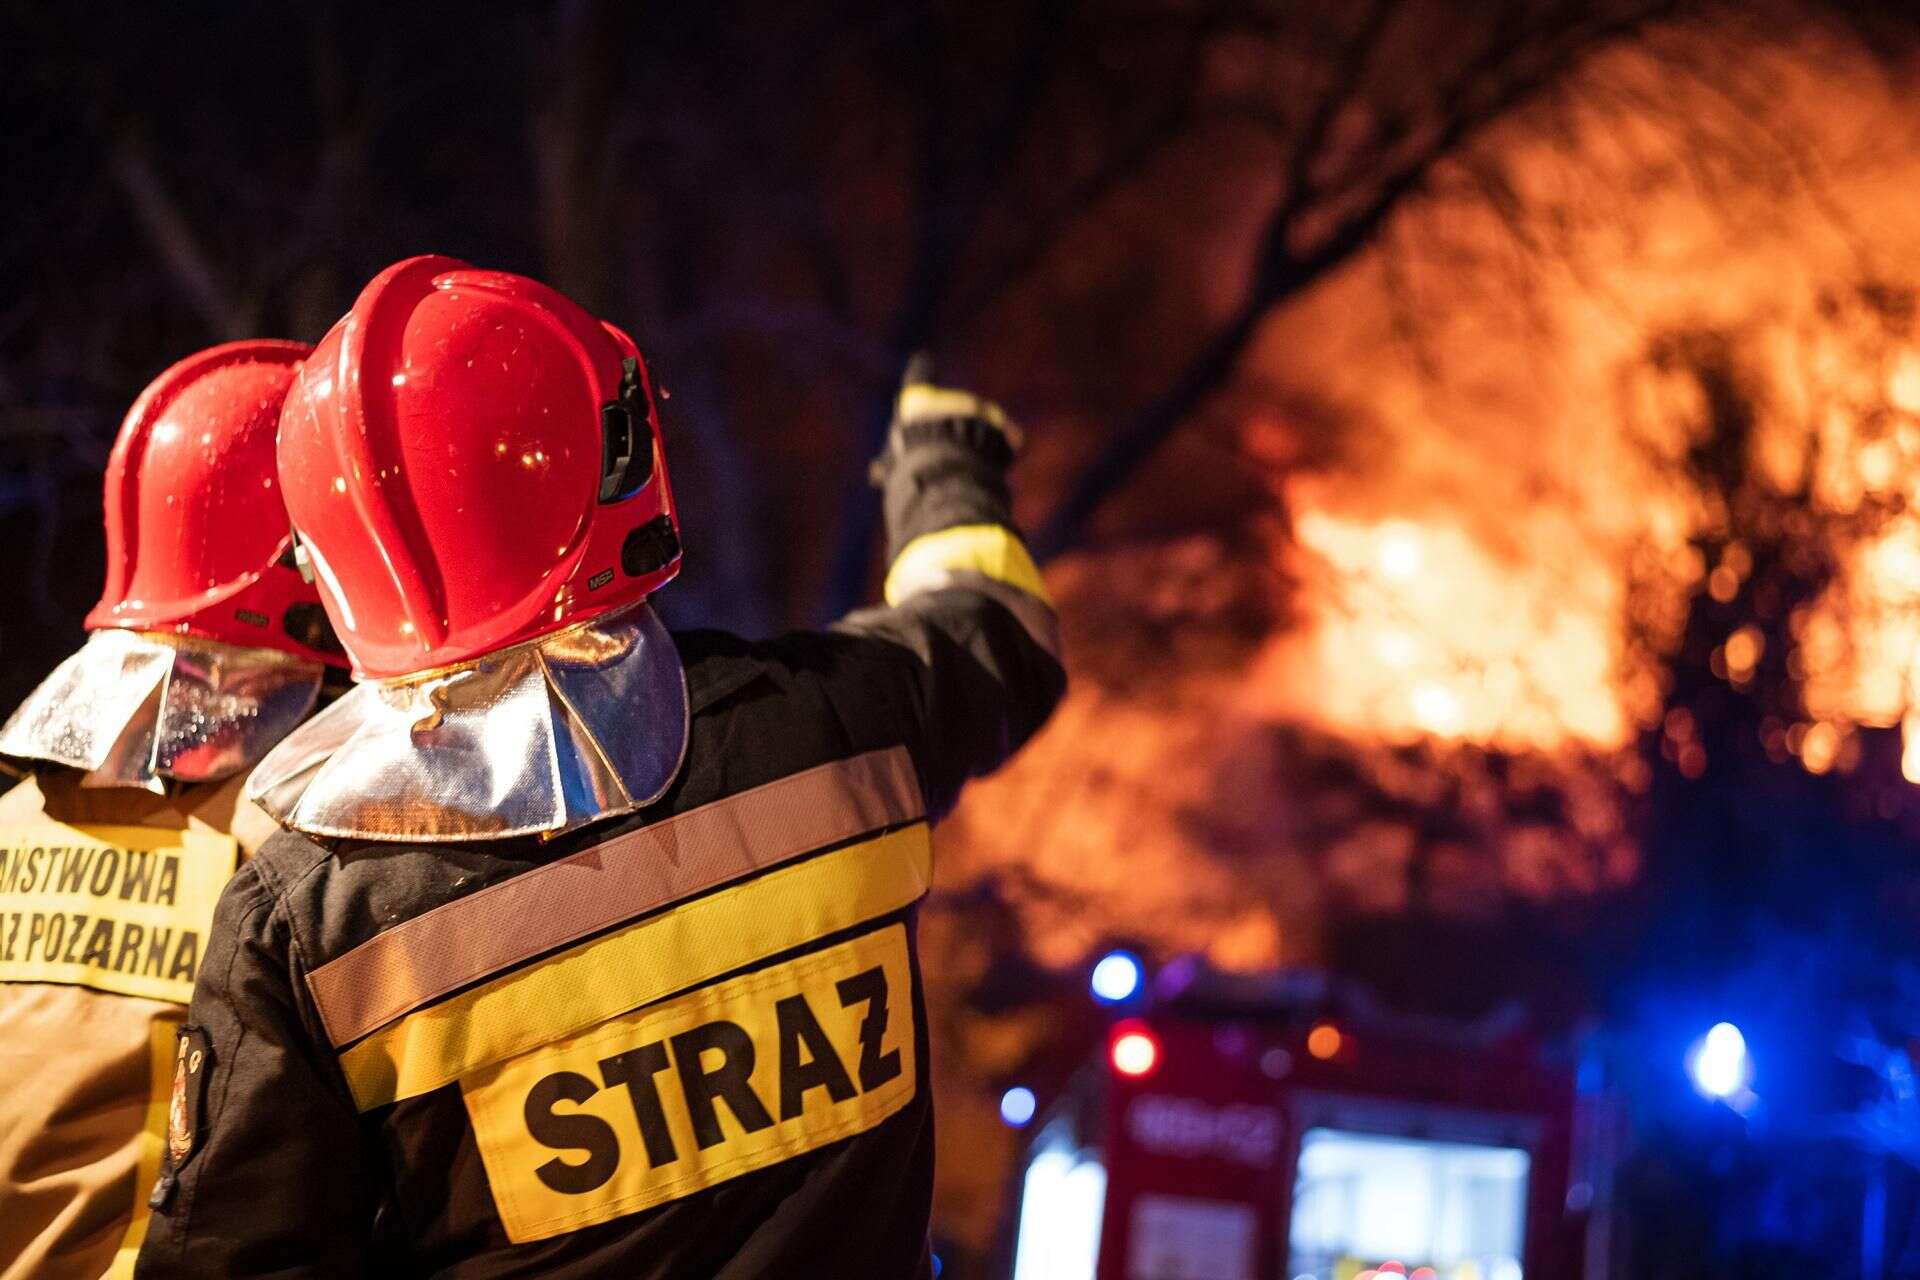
[{"left": 1008, "top": 974, "right": 1592, "bottom": 1280}]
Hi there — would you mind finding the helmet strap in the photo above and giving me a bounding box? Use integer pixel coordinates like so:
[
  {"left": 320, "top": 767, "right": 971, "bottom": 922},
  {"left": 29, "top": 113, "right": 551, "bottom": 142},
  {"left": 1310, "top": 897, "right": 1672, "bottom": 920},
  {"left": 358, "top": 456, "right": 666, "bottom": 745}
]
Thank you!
[{"left": 284, "top": 530, "right": 317, "bottom": 584}]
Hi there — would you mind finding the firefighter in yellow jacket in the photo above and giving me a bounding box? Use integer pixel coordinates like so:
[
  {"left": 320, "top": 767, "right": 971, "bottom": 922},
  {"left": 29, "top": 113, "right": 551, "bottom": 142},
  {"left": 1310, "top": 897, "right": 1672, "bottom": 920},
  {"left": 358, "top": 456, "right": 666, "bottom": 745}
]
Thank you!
[
  {"left": 0, "top": 341, "right": 346, "bottom": 1279},
  {"left": 136, "top": 257, "right": 1063, "bottom": 1277}
]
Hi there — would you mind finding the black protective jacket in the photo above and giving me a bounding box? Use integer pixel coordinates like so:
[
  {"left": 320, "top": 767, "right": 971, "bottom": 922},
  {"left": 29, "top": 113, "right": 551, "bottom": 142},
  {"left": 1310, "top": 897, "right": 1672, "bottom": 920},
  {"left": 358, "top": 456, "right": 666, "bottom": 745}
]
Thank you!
[{"left": 135, "top": 412, "right": 1064, "bottom": 1278}]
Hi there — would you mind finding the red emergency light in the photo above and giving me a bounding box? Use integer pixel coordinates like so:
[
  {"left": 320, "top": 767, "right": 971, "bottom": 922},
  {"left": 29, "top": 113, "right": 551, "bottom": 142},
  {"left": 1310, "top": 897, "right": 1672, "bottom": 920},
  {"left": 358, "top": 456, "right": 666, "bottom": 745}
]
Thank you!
[{"left": 1110, "top": 1022, "right": 1160, "bottom": 1077}]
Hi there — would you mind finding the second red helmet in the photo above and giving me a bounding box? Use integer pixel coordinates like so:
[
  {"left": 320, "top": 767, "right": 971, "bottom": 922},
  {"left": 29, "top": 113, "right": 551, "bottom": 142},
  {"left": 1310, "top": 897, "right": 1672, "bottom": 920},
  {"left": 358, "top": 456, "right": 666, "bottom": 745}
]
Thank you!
[
  {"left": 87, "top": 339, "right": 345, "bottom": 666},
  {"left": 278, "top": 256, "right": 682, "bottom": 678}
]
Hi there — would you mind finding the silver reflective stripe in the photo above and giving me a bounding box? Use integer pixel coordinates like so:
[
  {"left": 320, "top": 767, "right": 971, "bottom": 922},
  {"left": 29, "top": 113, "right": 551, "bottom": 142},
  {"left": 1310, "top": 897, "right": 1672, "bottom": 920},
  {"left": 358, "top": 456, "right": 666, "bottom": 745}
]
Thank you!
[{"left": 305, "top": 746, "right": 924, "bottom": 1048}]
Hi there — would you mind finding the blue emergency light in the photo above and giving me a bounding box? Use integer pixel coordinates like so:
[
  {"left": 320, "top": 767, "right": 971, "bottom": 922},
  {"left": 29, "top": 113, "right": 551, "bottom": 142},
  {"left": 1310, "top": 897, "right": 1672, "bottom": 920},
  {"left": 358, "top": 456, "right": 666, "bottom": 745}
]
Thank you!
[
  {"left": 1090, "top": 950, "right": 1144, "bottom": 1004},
  {"left": 1687, "top": 1021, "right": 1752, "bottom": 1100}
]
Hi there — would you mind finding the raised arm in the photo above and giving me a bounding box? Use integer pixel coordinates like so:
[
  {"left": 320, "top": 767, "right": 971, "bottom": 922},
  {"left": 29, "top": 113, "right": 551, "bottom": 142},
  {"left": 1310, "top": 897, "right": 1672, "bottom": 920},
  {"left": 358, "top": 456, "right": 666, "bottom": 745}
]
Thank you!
[{"left": 830, "top": 360, "right": 1067, "bottom": 817}]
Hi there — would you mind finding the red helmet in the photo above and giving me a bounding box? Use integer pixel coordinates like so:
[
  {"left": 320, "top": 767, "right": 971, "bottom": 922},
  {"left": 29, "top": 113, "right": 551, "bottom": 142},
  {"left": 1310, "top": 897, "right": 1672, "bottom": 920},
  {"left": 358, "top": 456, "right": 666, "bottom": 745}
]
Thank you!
[
  {"left": 86, "top": 340, "right": 346, "bottom": 666},
  {"left": 277, "top": 256, "right": 680, "bottom": 678}
]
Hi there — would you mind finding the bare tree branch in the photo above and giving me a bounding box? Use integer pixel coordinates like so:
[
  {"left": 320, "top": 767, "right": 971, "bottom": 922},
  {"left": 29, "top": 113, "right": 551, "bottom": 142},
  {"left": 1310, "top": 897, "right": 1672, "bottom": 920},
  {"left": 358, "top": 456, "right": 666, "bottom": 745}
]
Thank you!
[
  {"left": 817, "top": 0, "right": 1078, "bottom": 618},
  {"left": 1034, "top": 0, "right": 1685, "bottom": 562},
  {"left": 110, "top": 142, "right": 250, "bottom": 340},
  {"left": 535, "top": 0, "right": 627, "bottom": 312}
]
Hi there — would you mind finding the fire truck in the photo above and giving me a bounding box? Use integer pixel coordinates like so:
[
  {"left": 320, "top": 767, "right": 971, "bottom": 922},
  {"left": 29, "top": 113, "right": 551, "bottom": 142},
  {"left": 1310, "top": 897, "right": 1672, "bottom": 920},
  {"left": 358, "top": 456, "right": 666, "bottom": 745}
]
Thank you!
[{"left": 1004, "top": 960, "right": 1603, "bottom": 1280}]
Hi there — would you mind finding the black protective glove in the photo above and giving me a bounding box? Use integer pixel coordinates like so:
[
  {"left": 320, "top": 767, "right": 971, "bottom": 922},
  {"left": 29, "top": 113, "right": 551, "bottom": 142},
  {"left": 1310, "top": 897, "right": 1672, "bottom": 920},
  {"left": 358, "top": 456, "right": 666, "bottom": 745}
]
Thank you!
[{"left": 869, "top": 353, "right": 1023, "bottom": 487}]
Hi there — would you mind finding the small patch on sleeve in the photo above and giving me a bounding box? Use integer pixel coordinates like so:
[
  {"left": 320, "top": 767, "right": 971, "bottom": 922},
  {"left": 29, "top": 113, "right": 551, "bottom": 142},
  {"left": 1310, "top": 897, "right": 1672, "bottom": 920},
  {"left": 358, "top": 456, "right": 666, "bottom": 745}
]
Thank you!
[{"left": 167, "top": 1026, "right": 213, "bottom": 1168}]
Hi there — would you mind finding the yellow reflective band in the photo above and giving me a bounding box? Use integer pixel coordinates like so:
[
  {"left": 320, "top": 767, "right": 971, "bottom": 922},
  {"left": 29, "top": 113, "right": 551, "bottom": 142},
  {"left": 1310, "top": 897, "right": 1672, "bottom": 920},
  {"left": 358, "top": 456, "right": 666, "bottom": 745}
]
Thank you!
[
  {"left": 104, "top": 1016, "right": 178, "bottom": 1279},
  {"left": 339, "top": 823, "right": 932, "bottom": 1112},
  {"left": 0, "top": 822, "right": 238, "bottom": 1005},
  {"left": 462, "top": 924, "right": 916, "bottom": 1243},
  {"left": 883, "top": 523, "right": 1052, "bottom": 607},
  {"left": 308, "top": 747, "right": 924, "bottom": 1048}
]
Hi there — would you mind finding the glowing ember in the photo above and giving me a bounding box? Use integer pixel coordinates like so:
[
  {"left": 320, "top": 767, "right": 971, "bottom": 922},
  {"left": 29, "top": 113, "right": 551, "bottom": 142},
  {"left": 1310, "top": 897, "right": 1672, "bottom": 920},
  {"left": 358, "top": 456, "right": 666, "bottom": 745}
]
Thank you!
[
  {"left": 1724, "top": 627, "right": 1763, "bottom": 683},
  {"left": 1888, "top": 352, "right": 1920, "bottom": 416},
  {"left": 1409, "top": 684, "right": 1464, "bottom": 736},
  {"left": 1800, "top": 722, "right": 1839, "bottom": 775}
]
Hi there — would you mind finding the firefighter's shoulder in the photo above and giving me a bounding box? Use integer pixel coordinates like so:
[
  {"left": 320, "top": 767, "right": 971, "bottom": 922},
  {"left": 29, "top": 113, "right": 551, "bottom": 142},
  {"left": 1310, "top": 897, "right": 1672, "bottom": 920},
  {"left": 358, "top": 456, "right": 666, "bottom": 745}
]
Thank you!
[
  {"left": 239, "top": 827, "right": 338, "bottom": 902},
  {"left": 674, "top": 624, "right": 929, "bottom": 735}
]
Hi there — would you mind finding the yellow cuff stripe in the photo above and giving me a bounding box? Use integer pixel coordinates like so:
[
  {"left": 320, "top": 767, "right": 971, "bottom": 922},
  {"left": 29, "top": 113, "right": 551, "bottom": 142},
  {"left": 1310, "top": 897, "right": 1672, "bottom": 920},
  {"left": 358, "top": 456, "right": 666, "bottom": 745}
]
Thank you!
[
  {"left": 896, "top": 384, "right": 1009, "bottom": 430},
  {"left": 883, "top": 524, "right": 1052, "bottom": 608},
  {"left": 339, "top": 823, "right": 933, "bottom": 1111}
]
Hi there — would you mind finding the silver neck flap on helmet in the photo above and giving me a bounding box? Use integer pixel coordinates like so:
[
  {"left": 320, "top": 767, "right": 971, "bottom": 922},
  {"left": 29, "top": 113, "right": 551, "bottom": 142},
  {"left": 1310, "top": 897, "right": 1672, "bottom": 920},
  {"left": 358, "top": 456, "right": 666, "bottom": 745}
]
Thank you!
[
  {"left": 246, "top": 602, "right": 688, "bottom": 842},
  {"left": 0, "top": 629, "right": 326, "bottom": 793}
]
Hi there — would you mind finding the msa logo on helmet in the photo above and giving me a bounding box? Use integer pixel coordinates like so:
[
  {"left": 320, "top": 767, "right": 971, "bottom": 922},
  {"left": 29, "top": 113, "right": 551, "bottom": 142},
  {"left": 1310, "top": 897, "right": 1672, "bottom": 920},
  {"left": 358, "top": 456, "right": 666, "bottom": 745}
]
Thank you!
[{"left": 461, "top": 925, "right": 916, "bottom": 1242}]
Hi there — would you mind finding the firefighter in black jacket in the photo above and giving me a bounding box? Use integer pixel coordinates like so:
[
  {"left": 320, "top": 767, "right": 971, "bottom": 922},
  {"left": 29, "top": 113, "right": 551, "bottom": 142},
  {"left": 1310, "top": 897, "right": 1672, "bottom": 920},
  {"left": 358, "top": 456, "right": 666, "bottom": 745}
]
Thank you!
[{"left": 134, "top": 256, "right": 1064, "bottom": 1278}]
